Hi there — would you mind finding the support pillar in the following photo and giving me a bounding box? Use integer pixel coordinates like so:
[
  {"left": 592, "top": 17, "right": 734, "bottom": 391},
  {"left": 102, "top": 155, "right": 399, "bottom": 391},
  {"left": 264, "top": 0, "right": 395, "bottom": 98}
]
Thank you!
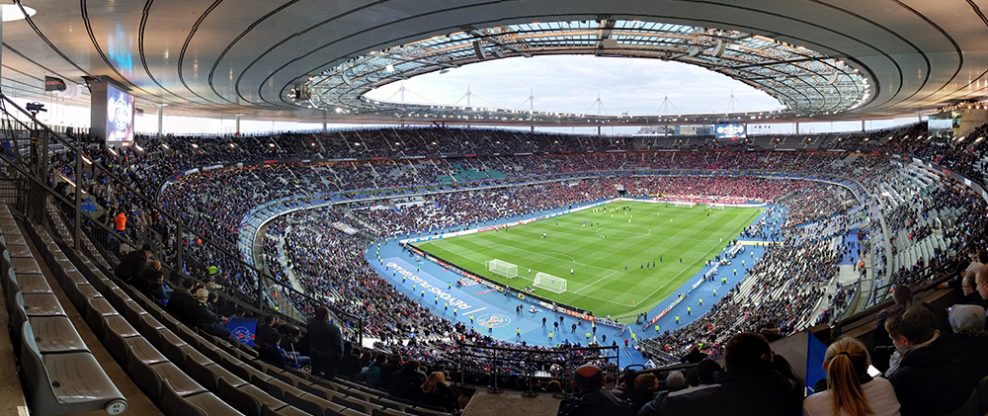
[
  {"left": 157, "top": 105, "right": 164, "bottom": 137},
  {"left": 74, "top": 148, "right": 82, "bottom": 249},
  {"left": 597, "top": 125, "right": 601, "bottom": 136},
  {"left": 861, "top": 119, "right": 866, "bottom": 133},
  {"left": 795, "top": 121, "right": 800, "bottom": 135},
  {"left": 322, "top": 111, "right": 328, "bottom": 133},
  {"left": 235, "top": 114, "right": 241, "bottom": 137}
]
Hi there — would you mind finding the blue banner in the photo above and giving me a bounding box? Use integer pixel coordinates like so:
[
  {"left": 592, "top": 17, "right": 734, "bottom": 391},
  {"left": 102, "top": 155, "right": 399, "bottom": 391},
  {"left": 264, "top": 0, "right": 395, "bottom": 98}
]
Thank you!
[
  {"left": 225, "top": 317, "right": 258, "bottom": 348},
  {"left": 805, "top": 332, "right": 828, "bottom": 393}
]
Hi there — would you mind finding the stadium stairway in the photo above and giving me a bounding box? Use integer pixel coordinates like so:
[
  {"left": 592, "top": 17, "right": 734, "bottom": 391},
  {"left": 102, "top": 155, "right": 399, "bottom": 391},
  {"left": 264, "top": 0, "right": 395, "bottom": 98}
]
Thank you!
[{"left": 43, "top": 202, "right": 455, "bottom": 416}]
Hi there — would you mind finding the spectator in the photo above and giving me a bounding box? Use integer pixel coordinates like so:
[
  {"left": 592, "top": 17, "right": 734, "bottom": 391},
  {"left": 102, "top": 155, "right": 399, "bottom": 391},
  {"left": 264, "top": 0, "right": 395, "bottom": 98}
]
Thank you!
[
  {"left": 665, "top": 371, "right": 686, "bottom": 392},
  {"left": 140, "top": 268, "right": 167, "bottom": 305},
  {"left": 308, "top": 306, "right": 344, "bottom": 379},
  {"left": 638, "top": 332, "right": 801, "bottom": 416},
  {"left": 886, "top": 305, "right": 985, "bottom": 416},
  {"left": 134, "top": 259, "right": 161, "bottom": 292},
  {"left": 559, "top": 364, "right": 632, "bottom": 416},
  {"left": 166, "top": 278, "right": 196, "bottom": 321},
  {"left": 256, "top": 316, "right": 280, "bottom": 346},
  {"left": 190, "top": 287, "right": 231, "bottom": 339},
  {"left": 802, "top": 337, "right": 900, "bottom": 416},
  {"left": 114, "top": 209, "right": 127, "bottom": 234},
  {"left": 976, "top": 268, "right": 988, "bottom": 302},
  {"left": 546, "top": 379, "right": 563, "bottom": 393},
  {"left": 389, "top": 360, "right": 426, "bottom": 401},
  {"left": 948, "top": 304, "right": 986, "bottom": 333},
  {"left": 338, "top": 342, "right": 362, "bottom": 379},
  {"left": 956, "top": 273, "right": 987, "bottom": 308},
  {"left": 420, "top": 371, "right": 458, "bottom": 411},
  {"left": 630, "top": 373, "right": 659, "bottom": 411},
  {"left": 115, "top": 243, "right": 151, "bottom": 283},
  {"left": 358, "top": 355, "right": 387, "bottom": 388}
]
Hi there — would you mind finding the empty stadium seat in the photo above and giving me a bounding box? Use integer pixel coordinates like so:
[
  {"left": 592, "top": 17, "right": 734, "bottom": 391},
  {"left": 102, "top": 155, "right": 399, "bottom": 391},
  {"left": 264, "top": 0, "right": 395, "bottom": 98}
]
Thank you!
[
  {"left": 161, "top": 378, "right": 244, "bottom": 416},
  {"left": 262, "top": 404, "right": 311, "bottom": 416},
  {"left": 20, "top": 322, "right": 128, "bottom": 415},
  {"left": 217, "top": 377, "right": 289, "bottom": 416}
]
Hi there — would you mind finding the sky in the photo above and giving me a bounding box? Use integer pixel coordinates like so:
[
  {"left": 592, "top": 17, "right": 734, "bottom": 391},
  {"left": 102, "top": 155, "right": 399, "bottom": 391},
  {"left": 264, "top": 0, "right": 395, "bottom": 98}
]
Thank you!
[{"left": 364, "top": 55, "right": 784, "bottom": 116}]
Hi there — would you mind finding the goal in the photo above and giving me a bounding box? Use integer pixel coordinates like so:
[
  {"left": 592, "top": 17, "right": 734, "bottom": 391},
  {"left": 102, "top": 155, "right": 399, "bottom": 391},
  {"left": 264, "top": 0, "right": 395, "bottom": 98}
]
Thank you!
[
  {"left": 534, "top": 272, "right": 567, "bottom": 294},
  {"left": 487, "top": 259, "right": 518, "bottom": 278}
]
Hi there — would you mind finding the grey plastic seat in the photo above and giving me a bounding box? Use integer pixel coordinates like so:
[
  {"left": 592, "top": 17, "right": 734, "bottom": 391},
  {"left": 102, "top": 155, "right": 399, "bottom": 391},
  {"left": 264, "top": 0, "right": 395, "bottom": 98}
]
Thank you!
[
  {"left": 85, "top": 297, "right": 119, "bottom": 338},
  {"left": 20, "top": 292, "right": 66, "bottom": 317},
  {"left": 16, "top": 272, "right": 52, "bottom": 294},
  {"left": 161, "top": 378, "right": 245, "bottom": 416},
  {"left": 130, "top": 359, "right": 206, "bottom": 402},
  {"left": 26, "top": 316, "right": 89, "bottom": 353},
  {"left": 262, "top": 404, "right": 311, "bottom": 416},
  {"left": 123, "top": 336, "right": 169, "bottom": 367},
  {"left": 332, "top": 396, "right": 374, "bottom": 414},
  {"left": 72, "top": 283, "right": 103, "bottom": 308},
  {"left": 3, "top": 232, "right": 27, "bottom": 246},
  {"left": 288, "top": 391, "right": 347, "bottom": 416},
  {"left": 20, "top": 322, "right": 128, "bottom": 416},
  {"left": 139, "top": 312, "right": 167, "bottom": 334},
  {"left": 218, "top": 377, "right": 289, "bottom": 416},
  {"left": 185, "top": 358, "right": 247, "bottom": 391},
  {"left": 5, "top": 243, "right": 33, "bottom": 258},
  {"left": 60, "top": 269, "right": 89, "bottom": 287},
  {"left": 10, "top": 256, "right": 42, "bottom": 275},
  {"left": 121, "top": 299, "right": 146, "bottom": 324},
  {"left": 102, "top": 314, "right": 141, "bottom": 362}
]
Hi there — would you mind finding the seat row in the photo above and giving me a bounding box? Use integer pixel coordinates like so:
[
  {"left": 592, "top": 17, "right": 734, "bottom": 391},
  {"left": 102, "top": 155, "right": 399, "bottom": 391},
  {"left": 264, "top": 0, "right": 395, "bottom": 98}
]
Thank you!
[
  {"left": 0, "top": 206, "right": 128, "bottom": 415},
  {"left": 44, "top": 199, "right": 453, "bottom": 416}
]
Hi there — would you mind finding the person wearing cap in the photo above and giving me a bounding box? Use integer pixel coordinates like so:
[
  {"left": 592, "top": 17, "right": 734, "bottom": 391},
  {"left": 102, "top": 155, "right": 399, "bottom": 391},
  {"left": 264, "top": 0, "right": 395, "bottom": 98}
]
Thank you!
[
  {"left": 115, "top": 243, "right": 153, "bottom": 283},
  {"left": 558, "top": 364, "right": 632, "bottom": 416},
  {"left": 638, "top": 332, "right": 801, "bottom": 416}
]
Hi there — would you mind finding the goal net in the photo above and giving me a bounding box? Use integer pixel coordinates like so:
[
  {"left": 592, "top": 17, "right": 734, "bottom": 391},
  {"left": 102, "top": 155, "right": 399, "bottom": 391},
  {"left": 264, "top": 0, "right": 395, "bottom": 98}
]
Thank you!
[
  {"left": 534, "top": 272, "right": 567, "bottom": 294},
  {"left": 487, "top": 259, "right": 518, "bottom": 278}
]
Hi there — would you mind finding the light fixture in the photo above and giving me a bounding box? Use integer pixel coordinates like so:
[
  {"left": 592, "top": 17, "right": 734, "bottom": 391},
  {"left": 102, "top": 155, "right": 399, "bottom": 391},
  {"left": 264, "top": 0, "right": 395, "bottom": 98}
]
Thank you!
[{"left": 385, "top": 64, "right": 395, "bottom": 73}]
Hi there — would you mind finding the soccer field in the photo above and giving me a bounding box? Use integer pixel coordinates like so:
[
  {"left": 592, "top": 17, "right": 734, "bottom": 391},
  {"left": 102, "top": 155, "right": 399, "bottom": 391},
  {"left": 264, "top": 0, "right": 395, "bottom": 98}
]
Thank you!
[{"left": 413, "top": 200, "right": 763, "bottom": 321}]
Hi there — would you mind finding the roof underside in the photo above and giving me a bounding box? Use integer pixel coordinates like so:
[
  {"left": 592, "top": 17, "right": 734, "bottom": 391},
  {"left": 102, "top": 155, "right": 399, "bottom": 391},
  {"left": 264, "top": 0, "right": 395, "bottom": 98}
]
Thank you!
[{"left": 3, "top": 0, "right": 986, "bottom": 124}]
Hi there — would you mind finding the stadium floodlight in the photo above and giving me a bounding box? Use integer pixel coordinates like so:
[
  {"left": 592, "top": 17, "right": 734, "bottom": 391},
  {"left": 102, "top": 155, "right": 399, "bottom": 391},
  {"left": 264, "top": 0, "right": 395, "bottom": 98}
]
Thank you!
[
  {"left": 534, "top": 272, "right": 567, "bottom": 294},
  {"left": 488, "top": 259, "right": 518, "bottom": 278}
]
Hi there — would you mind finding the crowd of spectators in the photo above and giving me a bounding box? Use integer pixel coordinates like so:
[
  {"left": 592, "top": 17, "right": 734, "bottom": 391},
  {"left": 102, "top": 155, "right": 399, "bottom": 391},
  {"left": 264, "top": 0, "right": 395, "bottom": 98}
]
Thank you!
[{"left": 40, "top": 123, "right": 988, "bottom": 402}]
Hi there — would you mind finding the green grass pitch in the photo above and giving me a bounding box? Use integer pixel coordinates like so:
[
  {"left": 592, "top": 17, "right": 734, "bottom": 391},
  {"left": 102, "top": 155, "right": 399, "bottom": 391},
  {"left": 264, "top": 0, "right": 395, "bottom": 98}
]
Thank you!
[{"left": 413, "top": 200, "right": 763, "bottom": 322}]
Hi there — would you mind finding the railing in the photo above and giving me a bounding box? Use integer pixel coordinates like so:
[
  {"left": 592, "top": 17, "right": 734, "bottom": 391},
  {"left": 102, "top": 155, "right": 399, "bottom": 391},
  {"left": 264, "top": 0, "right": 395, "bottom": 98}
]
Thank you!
[
  {"left": 456, "top": 342, "right": 620, "bottom": 395},
  {"left": 0, "top": 93, "right": 364, "bottom": 344}
]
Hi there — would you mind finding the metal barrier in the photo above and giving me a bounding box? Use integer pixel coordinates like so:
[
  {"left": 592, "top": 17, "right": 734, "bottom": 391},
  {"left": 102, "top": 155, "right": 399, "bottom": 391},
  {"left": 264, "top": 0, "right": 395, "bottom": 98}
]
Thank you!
[{"left": 456, "top": 342, "right": 619, "bottom": 396}]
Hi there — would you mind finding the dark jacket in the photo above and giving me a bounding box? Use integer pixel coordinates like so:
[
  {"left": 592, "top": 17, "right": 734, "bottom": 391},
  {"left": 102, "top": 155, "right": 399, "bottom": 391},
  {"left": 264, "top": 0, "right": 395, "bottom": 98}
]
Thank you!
[
  {"left": 420, "top": 383, "right": 458, "bottom": 411},
  {"left": 307, "top": 318, "right": 344, "bottom": 359},
  {"left": 255, "top": 324, "right": 281, "bottom": 350},
  {"left": 389, "top": 368, "right": 427, "bottom": 401},
  {"left": 115, "top": 250, "right": 147, "bottom": 283},
  {"left": 637, "top": 362, "right": 802, "bottom": 416},
  {"left": 144, "top": 282, "right": 167, "bottom": 305},
  {"left": 167, "top": 290, "right": 195, "bottom": 322},
  {"left": 560, "top": 388, "right": 634, "bottom": 416},
  {"left": 888, "top": 334, "right": 988, "bottom": 416},
  {"left": 189, "top": 301, "right": 220, "bottom": 329}
]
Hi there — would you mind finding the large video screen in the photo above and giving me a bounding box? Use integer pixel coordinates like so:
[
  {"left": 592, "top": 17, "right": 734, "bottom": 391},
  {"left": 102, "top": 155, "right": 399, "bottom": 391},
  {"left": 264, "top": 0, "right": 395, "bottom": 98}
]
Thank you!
[
  {"left": 928, "top": 111, "right": 959, "bottom": 131},
  {"left": 105, "top": 84, "right": 135, "bottom": 147},
  {"left": 715, "top": 122, "right": 746, "bottom": 140}
]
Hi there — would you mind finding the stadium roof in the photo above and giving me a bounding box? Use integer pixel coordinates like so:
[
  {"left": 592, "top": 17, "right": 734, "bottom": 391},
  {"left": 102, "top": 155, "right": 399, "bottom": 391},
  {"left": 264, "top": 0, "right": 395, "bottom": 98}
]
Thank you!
[{"left": 4, "top": 0, "right": 986, "bottom": 124}]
